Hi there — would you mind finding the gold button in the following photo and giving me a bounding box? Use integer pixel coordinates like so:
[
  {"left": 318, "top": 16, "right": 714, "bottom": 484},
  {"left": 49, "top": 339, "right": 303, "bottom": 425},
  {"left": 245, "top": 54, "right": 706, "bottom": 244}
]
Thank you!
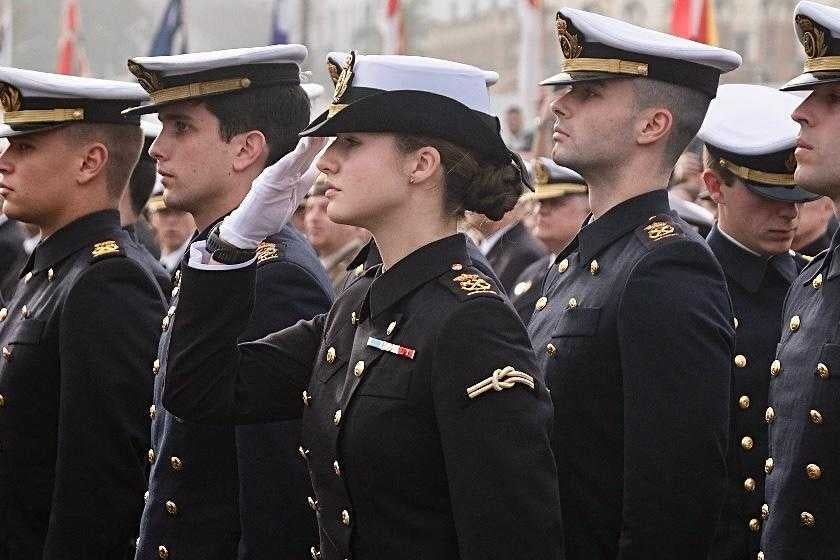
[
  {"left": 353, "top": 361, "right": 365, "bottom": 377},
  {"left": 333, "top": 460, "right": 341, "bottom": 477},
  {"left": 162, "top": 316, "right": 170, "bottom": 331},
  {"left": 302, "top": 391, "right": 312, "bottom": 407},
  {"left": 158, "top": 545, "right": 169, "bottom": 559},
  {"left": 761, "top": 503, "right": 769, "bottom": 520},
  {"left": 817, "top": 362, "right": 830, "bottom": 380},
  {"left": 333, "top": 409, "right": 342, "bottom": 425},
  {"left": 809, "top": 409, "right": 824, "bottom": 425},
  {"left": 790, "top": 315, "right": 801, "bottom": 332},
  {"left": 386, "top": 321, "right": 397, "bottom": 336},
  {"left": 148, "top": 449, "right": 155, "bottom": 463},
  {"left": 307, "top": 496, "right": 317, "bottom": 511},
  {"left": 351, "top": 312, "right": 358, "bottom": 325},
  {"left": 558, "top": 258, "right": 569, "bottom": 273},
  {"left": 546, "top": 343, "right": 557, "bottom": 357},
  {"left": 451, "top": 263, "right": 463, "bottom": 271},
  {"left": 738, "top": 395, "right": 751, "bottom": 410},
  {"left": 153, "top": 359, "right": 161, "bottom": 375},
  {"left": 741, "top": 436, "right": 754, "bottom": 450},
  {"left": 589, "top": 260, "right": 600, "bottom": 275},
  {"left": 0, "top": 394, "right": 5, "bottom": 407},
  {"left": 568, "top": 297, "right": 578, "bottom": 309},
  {"left": 535, "top": 296, "right": 547, "bottom": 311},
  {"left": 806, "top": 463, "right": 822, "bottom": 480},
  {"left": 20, "top": 305, "right": 29, "bottom": 319},
  {"left": 47, "top": 268, "right": 54, "bottom": 282},
  {"left": 744, "top": 478, "right": 756, "bottom": 492},
  {"left": 766, "top": 407, "right": 776, "bottom": 424},
  {"left": 765, "top": 457, "right": 774, "bottom": 474},
  {"left": 24, "top": 271, "right": 32, "bottom": 283},
  {"left": 298, "top": 446, "right": 309, "bottom": 460},
  {"left": 749, "top": 518, "right": 761, "bottom": 532},
  {"left": 170, "top": 456, "right": 183, "bottom": 471},
  {"left": 165, "top": 500, "right": 178, "bottom": 516},
  {"left": 341, "top": 509, "right": 351, "bottom": 525},
  {"left": 813, "top": 273, "right": 824, "bottom": 289},
  {"left": 770, "top": 360, "right": 781, "bottom": 376},
  {"left": 2, "top": 347, "right": 10, "bottom": 360},
  {"left": 171, "top": 286, "right": 180, "bottom": 298},
  {"left": 0, "top": 308, "right": 7, "bottom": 321},
  {"left": 149, "top": 405, "right": 156, "bottom": 419},
  {"left": 801, "top": 511, "right": 816, "bottom": 527},
  {"left": 734, "top": 317, "right": 739, "bottom": 329},
  {"left": 326, "top": 347, "right": 336, "bottom": 364},
  {"left": 734, "top": 354, "right": 747, "bottom": 368}
]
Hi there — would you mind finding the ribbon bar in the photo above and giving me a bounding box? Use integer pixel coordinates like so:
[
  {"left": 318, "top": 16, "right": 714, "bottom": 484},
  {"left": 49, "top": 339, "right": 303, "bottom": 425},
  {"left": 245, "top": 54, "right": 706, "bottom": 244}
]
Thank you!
[{"left": 367, "top": 336, "right": 416, "bottom": 360}]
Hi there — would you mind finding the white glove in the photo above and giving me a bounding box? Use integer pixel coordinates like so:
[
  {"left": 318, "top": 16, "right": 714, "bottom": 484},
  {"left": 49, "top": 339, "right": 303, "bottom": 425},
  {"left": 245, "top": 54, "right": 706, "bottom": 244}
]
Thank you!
[{"left": 219, "top": 136, "right": 329, "bottom": 249}]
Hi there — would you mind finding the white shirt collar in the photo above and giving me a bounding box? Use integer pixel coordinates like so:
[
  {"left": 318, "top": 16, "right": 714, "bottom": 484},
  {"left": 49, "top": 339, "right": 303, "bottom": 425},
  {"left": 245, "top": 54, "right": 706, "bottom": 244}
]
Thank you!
[
  {"left": 718, "top": 225, "right": 762, "bottom": 257},
  {"left": 478, "top": 222, "right": 517, "bottom": 255},
  {"left": 160, "top": 238, "right": 191, "bottom": 272}
]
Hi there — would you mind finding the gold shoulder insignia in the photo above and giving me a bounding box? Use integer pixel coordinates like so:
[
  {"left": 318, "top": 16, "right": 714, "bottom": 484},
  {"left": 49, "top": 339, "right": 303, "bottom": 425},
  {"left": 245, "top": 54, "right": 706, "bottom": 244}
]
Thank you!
[
  {"left": 91, "top": 240, "right": 121, "bottom": 259},
  {"left": 453, "top": 273, "right": 495, "bottom": 295},
  {"left": 467, "top": 366, "right": 535, "bottom": 399},
  {"left": 644, "top": 221, "right": 677, "bottom": 241},
  {"left": 256, "top": 241, "right": 280, "bottom": 265},
  {"left": 635, "top": 215, "right": 684, "bottom": 248}
]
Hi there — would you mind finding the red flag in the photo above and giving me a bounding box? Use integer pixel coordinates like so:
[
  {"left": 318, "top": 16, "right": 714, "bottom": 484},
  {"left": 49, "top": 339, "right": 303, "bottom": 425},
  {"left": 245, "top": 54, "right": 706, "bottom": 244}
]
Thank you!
[
  {"left": 56, "top": 0, "right": 89, "bottom": 75},
  {"left": 380, "top": 0, "right": 406, "bottom": 55},
  {"left": 670, "top": 0, "right": 718, "bottom": 45}
]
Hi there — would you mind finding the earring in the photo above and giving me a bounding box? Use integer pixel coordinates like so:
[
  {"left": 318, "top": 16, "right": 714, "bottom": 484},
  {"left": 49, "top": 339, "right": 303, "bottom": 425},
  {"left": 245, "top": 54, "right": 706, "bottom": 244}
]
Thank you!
[{"left": 408, "top": 176, "right": 416, "bottom": 184}]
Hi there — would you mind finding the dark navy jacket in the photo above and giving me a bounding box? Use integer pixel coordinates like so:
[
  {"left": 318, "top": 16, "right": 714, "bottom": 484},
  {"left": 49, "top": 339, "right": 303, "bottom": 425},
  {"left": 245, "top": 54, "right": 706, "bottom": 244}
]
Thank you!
[{"left": 136, "top": 224, "right": 332, "bottom": 560}]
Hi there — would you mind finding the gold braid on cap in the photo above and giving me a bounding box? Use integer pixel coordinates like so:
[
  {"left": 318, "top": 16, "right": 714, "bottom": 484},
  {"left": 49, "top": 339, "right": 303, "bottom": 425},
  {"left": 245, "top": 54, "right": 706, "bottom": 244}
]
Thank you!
[
  {"left": 718, "top": 158, "right": 796, "bottom": 187},
  {"left": 0, "top": 83, "right": 85, "bottom": 125},
  {"left": 554, "top": 12, "right": 648, "bottom": 77}
]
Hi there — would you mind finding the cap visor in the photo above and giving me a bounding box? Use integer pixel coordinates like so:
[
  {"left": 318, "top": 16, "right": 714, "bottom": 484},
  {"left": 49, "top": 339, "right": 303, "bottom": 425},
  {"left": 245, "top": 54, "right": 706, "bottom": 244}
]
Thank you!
[
  {"left": 0, "top": 123, "right": 67, "bottom": 139},
  {"left": 539, "top": 71, "right": 627, "bottom": 87},
  {"left": 780, "top": 72, "right": 840, "bottom": 92},
  {"left": 744, "top": 181, "right": 821, "bottom": 202}
]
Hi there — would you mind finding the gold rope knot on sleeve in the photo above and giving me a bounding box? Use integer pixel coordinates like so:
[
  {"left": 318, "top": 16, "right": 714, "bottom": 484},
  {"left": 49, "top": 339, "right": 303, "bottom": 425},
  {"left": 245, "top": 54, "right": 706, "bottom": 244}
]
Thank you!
[{"left": 466, "top": 366, "right": 535, "bottom": 399}]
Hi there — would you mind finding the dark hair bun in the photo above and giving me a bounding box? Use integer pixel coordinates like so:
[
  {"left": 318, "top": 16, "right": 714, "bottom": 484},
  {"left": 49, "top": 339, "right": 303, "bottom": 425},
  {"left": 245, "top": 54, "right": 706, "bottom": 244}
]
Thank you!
[{"left": 460, "top": 163, "right": 523, "bottom": 221}]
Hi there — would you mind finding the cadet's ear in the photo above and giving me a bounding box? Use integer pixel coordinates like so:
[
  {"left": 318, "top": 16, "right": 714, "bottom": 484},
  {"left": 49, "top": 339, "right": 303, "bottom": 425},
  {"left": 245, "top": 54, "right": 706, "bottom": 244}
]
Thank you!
[
  {"left": 231, "top": 130, "right": 268, "bottom": 173},
  {"left": 635, "top": 107, "right": 673, "bottom": 148},
  {"left": 702, "top": 169, "right": 725, "bottom": 205},
  {"left": 76, "top": 142, "right": 109, "bottom": 186},
  {"left": 403, "top": 145, "right": 441, "bottom": 186}
]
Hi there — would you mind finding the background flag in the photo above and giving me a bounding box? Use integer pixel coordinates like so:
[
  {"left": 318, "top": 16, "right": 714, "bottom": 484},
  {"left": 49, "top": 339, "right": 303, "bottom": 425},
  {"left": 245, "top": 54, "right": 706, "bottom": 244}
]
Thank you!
[
  {"left": 150, "top": 0, "right": 188, "bottom": 56},
  {"left": 56, "top": 0, "right": 89, "bottom": 75},
  {"left": 518, "top": 0, "right": 543, "bottom": 121},
  {"left": 270, "top": 0, "right": 289, "bottom": 45},
  {"left": 0, "top": 0, "right": 12, "bottom": 67},
  {"left": 379, "top": 0, "right": 406, "bottom": 55},
  {"left": 670, "top": 0, "right": 718, "bottom": 45}
]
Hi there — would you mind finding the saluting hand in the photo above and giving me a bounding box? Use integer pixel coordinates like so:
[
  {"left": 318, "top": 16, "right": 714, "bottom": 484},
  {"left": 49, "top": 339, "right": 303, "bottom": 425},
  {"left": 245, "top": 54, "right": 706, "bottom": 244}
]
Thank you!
[{"left": 219, "top": 136, "right": 328, "bottom": 249}]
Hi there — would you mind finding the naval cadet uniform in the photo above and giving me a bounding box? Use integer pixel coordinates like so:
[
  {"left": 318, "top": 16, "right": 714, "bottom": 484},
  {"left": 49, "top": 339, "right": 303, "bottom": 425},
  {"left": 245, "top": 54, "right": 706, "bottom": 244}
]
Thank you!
[
  {"left": 0, "top": 67, "right": 167, "bottom": 559},
  {"left": 124, "top": 46, "right": 334, "bottom": 560},
  {"left": 696, "top": 82, "right": 821, "bottom": 560},
  {"left": 161, "top": 52, "right": 563, "bottom": 560},
  {"left": 510, "top": 158, "right": 587, "bottom": 324},
  {"left": 483, "top": 220, "right": 546, "bottom": 294},
  {"left": 529, "top": 8, "right": 742, "bottom": 558},
  {"left": 761, "top": 3, "right": 840, "bottom": 558}
]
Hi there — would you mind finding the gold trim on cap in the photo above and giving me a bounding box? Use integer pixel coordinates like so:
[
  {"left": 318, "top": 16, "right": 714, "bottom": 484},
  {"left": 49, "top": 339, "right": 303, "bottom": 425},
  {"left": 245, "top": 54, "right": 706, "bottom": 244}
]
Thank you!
[
  {"left": 803, "top": 56, "right": 840, "bottom": 73},
  {"left": 2, "top": 108, "right": 84, "bottom": 125},
  {"left": 148, "top": 77, "right": 252, "bottom": 105},
  {"left": 521, "top": 183, "right": 588, "bottom": 201},
  {"left": 718, "top": 158, "right": 795, "bottom": 186},
  {"left": 146, "top": 195, "right": 166, "bottom": 213},
  {"left": 559, "top": 57, "right": 648, "bottom": 77}
]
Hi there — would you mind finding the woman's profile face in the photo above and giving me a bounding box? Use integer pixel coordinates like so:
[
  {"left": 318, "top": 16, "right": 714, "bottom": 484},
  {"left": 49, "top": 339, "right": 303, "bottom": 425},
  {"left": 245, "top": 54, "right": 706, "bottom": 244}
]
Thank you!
[{"left": 315, "top": 132, "right": 409, "bottom": 230}]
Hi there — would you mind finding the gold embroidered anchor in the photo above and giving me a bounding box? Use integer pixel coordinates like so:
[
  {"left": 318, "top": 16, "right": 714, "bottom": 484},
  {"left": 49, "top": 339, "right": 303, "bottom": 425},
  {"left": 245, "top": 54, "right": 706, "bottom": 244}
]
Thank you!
[
  {"left": 91, "top": 240, "right": 120, "bottom": 258},
  {"left": 256, "top": 241, "right": 279, "bottom": 264},
  {"left": 644, "top": 222, "right": 676, "bottom": 241},
  {"left": 453, "top": 273, "right": 494, "bottom": 295}
]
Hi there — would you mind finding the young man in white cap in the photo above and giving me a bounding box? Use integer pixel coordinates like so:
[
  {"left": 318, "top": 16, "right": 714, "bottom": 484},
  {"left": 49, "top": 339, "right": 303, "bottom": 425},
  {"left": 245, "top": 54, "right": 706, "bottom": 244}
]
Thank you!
[
  {"left": 124, "top": 46, "right": 333, "bottom": 560},
  {"left": 761, "top": 2, "right": 840, "bottom": 558},
  {"left": 0, "top": 68, "right": 167, "bottom": 558},
  {"left": 510, "top": 157, "right": 588, "bottom": 323},
  {"left": 527, "top": 9, "right": 742, "bottom": 558},
  {"left": 697, "top": 83, "right": 819, "bottom": 560}
]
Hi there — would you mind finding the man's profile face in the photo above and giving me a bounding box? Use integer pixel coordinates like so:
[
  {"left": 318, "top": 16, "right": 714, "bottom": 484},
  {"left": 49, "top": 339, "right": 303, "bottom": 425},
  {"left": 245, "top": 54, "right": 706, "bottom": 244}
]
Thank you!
[
  {"left": 149, "top": 102, "right": 238, "bottom": 214},
  {"left": 0, "top": 128, "right": 78, "bottom": 226},
  {"left": 791, "top": 84, "right": 840, "bottom": 199},
  {"left": 506, "top": 109, "right": 524, "bottom": 135}
]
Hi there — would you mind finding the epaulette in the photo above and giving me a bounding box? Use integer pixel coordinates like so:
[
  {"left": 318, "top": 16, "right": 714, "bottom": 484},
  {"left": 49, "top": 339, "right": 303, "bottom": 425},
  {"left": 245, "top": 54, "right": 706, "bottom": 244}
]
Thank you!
[
  {"left": 440, "top": 266, "right": 501, "bottom": 301},
  {"left": 90, "top": 239, "right": 125, "bottom": 262},
  {"left": 256, "top": 240, "right": 285, "bottom": 266},
  {"left": 634, "top": 214, "right": 685, "bottom": 249}
]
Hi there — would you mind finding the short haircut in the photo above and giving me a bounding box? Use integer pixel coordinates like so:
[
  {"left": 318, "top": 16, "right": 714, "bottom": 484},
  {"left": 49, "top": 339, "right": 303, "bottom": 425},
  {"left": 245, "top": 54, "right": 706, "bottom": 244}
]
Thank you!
[
  {"left": 631, "top": 79, "right": 712, "bottom": 170},
  {"left": 63, "top": 122, "right": 144, "bottom": 200},
  {"left": 702, "top": 146, "right": 738, "bottom": 187},
  {"left": 203, "top": 84, "right": 310, "bottom": 166},
  {"left": 127, "top": 156, "right": 156, "bottom": 215}
]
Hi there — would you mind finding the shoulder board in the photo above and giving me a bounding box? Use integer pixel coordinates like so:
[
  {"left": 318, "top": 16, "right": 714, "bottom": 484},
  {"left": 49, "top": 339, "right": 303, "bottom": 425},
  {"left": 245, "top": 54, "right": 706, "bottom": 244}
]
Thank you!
[
  {"left": 256, "top": 240, "right": 285, "bottom": 265},
  {"left": 90, "top": 239, "right": 125, "bottom": 263},
  {"left": 634, "top": 214, "right": 686, "bottom": 249},
  {"left": 440, "top": 269, "right": 502, "bottom": 301}
]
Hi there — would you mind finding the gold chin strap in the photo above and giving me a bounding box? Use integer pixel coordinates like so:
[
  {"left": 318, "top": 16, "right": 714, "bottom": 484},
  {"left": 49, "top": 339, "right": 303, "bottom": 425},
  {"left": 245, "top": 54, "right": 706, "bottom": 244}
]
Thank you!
[
  {"left": 149, "top": 77, "right": 251, "bottom": 105},
  {"left": 718, "top": 158, "right": 796, "bottom": 187},
  {"left": 804, "top": 56, "right": 840, "bottom": 73},
  {"left": 559, "top": 57, "right": 649, "bottom": 77},
  {"left": 2, "top": 108, "right": 84, "bottom": 125}
]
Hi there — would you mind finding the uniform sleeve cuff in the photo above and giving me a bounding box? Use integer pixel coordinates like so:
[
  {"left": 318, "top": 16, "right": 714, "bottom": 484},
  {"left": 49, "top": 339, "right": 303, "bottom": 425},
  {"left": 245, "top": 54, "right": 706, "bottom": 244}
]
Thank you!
[{"left": 187, "top": 240, "right": 256, "bottom": 270}]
